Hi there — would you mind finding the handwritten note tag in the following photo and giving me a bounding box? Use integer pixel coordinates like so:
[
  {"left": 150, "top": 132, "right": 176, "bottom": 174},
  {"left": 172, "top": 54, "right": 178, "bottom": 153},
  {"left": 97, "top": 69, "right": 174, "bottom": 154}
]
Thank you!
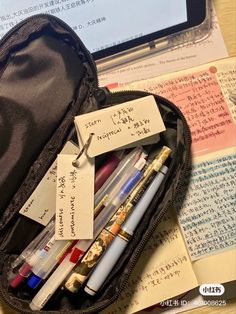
[
  {"left": 19, "top": 141, "right": 79, "bottom": 226},
  {"left": 55, "top": 153, "right": 94, "bottom": 240},
  {"left": 74, "top": 96, "right": 165, "bottom": 157}
]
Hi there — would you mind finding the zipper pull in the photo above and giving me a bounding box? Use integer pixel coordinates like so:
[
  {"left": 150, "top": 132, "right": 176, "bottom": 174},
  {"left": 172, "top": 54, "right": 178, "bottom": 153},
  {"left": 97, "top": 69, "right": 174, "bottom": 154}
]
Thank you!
[{"left": 92, "top": 87, "right": 110, "bottom": 108}]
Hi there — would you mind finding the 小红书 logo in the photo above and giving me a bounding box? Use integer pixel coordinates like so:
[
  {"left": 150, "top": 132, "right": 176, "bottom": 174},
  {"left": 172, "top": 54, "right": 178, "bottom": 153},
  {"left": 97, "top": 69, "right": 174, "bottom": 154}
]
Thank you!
[{"left": 199, "top": 284, "right": 225, "bottom": 296}]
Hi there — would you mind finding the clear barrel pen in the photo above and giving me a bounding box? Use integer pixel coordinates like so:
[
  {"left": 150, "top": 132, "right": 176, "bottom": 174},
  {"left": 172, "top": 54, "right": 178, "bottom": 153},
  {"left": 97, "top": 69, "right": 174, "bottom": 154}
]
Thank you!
[
  {"left": 92, "top": 157, "right": 146, "bottom": 236},
  {"left": 94, "top": 146, "right": 143, "bottom": 207},
  {"left": 94, "top": 151, "right": 146, "bottom": 217},
  {"left": 84, "top": 166, "right": 168, "bottom": 296}
]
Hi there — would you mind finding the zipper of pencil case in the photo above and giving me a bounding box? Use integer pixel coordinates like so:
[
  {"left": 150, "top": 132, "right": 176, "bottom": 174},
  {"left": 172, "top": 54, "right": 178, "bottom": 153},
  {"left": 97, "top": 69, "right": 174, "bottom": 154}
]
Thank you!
[{"left": 0, "top": 13, "right": 98, "bottom": 87}]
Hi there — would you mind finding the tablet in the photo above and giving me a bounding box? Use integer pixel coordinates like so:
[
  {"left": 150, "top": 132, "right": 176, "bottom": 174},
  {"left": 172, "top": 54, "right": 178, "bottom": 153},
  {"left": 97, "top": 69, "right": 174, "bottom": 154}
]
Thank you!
[
  {"left": 94, "top": 0, "right": 211, "bottom": 71},
  {"left": 0, "top": 0, "right": 210, "bottom": 71}
]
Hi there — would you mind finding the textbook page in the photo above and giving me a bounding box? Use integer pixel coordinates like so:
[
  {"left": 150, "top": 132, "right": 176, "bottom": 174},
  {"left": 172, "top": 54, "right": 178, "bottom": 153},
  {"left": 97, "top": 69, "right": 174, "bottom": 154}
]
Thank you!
[
  {"left": 176, "top": 147, "right": 236, "bottom": 261},
  {"left": 114, "top": 57, "right": 236, "bottom": 262},
  {"left": 190, "top": 147, "right": 236, "bottom": 285},
  {"left": 101, "top": 209, "right": 198, "bottom": 314}
]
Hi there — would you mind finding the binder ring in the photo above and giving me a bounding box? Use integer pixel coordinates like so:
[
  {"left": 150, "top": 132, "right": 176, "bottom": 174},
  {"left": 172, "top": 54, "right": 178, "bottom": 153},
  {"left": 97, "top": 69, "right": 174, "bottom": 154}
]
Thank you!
[{"left": 72, "top": 133, "right": 94, "bottom": 168}]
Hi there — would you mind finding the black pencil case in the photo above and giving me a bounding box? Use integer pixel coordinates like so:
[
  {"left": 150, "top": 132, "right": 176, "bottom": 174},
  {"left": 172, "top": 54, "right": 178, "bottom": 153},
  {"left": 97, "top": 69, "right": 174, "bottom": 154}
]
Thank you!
[{"left": 0, "top": 14, "right": 191, "bottom": 314}]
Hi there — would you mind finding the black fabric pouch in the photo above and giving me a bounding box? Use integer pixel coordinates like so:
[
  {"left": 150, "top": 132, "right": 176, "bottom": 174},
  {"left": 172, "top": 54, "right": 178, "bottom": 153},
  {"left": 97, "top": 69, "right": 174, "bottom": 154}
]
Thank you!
[{"left": 0, "top": 15, "right": 191, "bottom": 314}]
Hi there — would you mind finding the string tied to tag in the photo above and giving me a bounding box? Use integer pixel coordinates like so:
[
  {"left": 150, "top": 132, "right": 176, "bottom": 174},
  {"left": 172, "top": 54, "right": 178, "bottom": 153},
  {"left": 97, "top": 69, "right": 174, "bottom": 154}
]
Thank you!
[{"left": 72, "top": 133, "right": 94, "bottom": 168}]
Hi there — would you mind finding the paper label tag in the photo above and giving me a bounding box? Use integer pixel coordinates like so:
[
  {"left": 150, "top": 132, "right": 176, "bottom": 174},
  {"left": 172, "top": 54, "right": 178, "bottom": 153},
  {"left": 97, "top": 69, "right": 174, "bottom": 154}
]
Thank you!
[
  {"left": 74, "top": 95, "right": 165, "bottom": 157},
  {"left": 19, "top": 141, "right": 79, "bottom": 226},
  {"left": 55, "top": 153, "right": 94, "bottom": 240}
]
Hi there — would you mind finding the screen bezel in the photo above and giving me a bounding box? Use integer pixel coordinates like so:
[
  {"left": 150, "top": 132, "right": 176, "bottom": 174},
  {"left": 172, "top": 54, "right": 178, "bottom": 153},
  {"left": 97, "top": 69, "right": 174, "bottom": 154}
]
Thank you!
[{"left": 92, "top": 0, "right": 207, "bottom": 60}]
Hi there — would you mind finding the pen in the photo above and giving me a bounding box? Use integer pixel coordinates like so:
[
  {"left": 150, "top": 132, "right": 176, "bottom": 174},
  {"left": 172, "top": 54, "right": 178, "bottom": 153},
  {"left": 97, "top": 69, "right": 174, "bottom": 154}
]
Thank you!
[
  {"left": 84, "top": 165, "right": 168, "bottom": 296},
  {"left": 26, "top": 239, "right": 75, "bottom": 289},
  {"left": 94, "top": 158, "right": 144, "bottom": 217},
  {"left": 94, "top": 148, "right": 144, "bottom": 217},
  {"left": 64, "top": 147, "right": 171, "bottom": 293},
  {"left": 29, "top": 156, "right": 146, "bottom": 310},
  {"left": 94, "top": 146, "right": 143, "bottom": 207},
  {"left": 10, "top": 220, "right": 56, "bottom": 288}
]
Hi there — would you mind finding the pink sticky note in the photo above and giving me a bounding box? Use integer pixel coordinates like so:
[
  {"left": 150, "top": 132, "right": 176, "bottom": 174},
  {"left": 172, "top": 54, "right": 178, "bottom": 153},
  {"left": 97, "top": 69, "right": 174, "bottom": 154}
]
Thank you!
[{"left": 153, "top": 68, "right": 236, "bottom": 156}]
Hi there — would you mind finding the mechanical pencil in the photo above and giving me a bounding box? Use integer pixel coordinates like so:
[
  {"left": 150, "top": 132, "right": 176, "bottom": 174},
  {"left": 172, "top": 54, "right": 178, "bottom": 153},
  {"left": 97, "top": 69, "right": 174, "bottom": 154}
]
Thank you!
[
  {"left": 64, "top": 146, "right": 171, "bottom": 292},
  {"left": 84, "top": 165, "right": 168, "bottom": 296}
]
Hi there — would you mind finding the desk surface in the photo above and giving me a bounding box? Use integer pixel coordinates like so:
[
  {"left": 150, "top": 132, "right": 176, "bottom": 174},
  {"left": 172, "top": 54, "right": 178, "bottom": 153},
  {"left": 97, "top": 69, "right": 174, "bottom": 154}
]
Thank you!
[
  {"left": 214, "top": 0, "right": 236, "bottom": 56},
  {"left": 0, "top": 0, "right": 236, "bottom": 313}
]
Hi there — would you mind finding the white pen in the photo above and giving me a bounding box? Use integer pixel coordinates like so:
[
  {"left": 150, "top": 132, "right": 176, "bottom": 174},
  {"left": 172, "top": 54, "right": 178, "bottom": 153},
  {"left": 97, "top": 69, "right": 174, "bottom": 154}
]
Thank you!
[{"left": 29, "top": 241, "right": 86, "bottom": 311}]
